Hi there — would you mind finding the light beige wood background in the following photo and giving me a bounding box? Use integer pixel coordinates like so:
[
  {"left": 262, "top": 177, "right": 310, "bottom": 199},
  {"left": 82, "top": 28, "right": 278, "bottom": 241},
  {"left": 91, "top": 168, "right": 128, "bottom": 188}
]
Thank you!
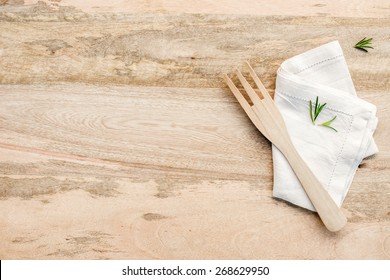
[{"left": 0, "top": 0, "right": 389, "bottom": 259}]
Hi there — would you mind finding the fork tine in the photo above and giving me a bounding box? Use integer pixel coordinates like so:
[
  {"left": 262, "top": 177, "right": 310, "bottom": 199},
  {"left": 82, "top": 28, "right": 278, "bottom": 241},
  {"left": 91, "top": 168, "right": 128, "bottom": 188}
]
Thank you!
[
  {"left": 235, "top": 69, "right": 263, "bottom": 107},
  {"left": 246, "top": 61, "right": 272, "bottom": 100},
  {"left": 223, "top": 74, "right": 255, "bottom": 117},
  {"left": 223, "top": 74, "right": 268, "bottom": 137}
]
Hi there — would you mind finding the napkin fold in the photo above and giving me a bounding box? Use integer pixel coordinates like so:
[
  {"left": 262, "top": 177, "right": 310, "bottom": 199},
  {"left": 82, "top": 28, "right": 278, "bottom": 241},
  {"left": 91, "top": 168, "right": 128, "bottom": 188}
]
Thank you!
[{"left": 272, "top": 41, "right": 378, "bottom": 211}]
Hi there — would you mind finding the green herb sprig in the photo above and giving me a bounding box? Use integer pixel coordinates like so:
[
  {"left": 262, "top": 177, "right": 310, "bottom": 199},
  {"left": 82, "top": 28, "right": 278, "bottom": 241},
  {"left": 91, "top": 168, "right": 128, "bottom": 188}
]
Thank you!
[
  {"left": 354, "top": 37, "right": 373, "bottom": 52},
  {"left": 309, "top": 96, "right": 337, "bottom": 132}
]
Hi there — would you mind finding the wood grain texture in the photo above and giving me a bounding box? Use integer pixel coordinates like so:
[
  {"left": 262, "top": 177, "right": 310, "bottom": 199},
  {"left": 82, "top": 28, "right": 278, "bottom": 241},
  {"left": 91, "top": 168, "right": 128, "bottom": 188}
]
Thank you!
[
  {"left": 4, "top": 0, "right": 390, "bottom": 18},
  {"left": 0, "top": 84, "right": 389, "bottom": 259},
  {"left": 0, "top": 5, "right": 390, "bottom": 91},
  {"left": 0, "top": 1, "right": 389, "bottom": 259}
]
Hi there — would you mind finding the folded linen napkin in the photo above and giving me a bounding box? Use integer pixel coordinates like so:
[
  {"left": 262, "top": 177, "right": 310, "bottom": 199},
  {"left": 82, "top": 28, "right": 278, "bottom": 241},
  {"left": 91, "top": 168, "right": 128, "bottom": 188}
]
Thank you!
[{"left": 272, "top": 41, "right": 378, "bottom": 211}]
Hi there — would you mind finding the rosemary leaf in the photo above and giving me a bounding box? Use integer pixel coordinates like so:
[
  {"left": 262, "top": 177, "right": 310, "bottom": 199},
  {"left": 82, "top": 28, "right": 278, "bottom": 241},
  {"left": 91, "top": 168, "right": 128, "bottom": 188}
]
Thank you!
[
  {"left": 309, "top": 100, "right": 314, "bottom": 124},
  {"left": 309, "top": 96, "right": 338, "bottom": 132},
  {"left": 319, "top": 116, "right": 338, "bottom": 132},
  {"left": 354, "top": 37, "right": 373, "bottom": 52},
  {"left": 321, "top": 125, "right": 338, "bottom": 132},
  {"left": 314, "top": 96, "right": 319, "bottom": 116},
  {"left": 315, "top": 103, "right": 327, "bottom": 121},
  {"left": 356, "top": 37, "right": 367, "bottom": 45}
]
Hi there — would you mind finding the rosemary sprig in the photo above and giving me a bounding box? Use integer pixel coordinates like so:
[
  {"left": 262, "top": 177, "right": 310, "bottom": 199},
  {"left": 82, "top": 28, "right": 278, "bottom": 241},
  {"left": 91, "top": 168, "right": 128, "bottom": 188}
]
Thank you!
[
  {"left": 354, "top": 37, "right": 373, "bottom": 52},
  {"left": 309, "top": 96, "right": 337, "bottom": 132},
  {"left": 309, "top": 96, "right": 327, "bottom": 124}
]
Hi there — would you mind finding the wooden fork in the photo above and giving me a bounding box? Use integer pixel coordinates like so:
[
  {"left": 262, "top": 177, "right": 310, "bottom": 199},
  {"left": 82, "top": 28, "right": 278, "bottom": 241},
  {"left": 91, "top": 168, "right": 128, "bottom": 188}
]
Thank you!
[{"left": 224, "top": 62, "right": 347, "bottom": 232}]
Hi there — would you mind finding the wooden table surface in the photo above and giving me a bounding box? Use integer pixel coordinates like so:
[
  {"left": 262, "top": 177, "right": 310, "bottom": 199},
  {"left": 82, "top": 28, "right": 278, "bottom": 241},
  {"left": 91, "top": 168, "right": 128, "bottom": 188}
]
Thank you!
[{"left": 0, "top": 1, "right": 389, "bottom": 259}]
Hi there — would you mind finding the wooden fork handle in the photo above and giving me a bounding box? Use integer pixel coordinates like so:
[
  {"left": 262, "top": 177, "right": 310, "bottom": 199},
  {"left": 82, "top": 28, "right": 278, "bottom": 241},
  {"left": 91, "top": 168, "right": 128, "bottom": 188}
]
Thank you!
[{"left": 281, "top": 142, "right": 347, "bottom": 232}]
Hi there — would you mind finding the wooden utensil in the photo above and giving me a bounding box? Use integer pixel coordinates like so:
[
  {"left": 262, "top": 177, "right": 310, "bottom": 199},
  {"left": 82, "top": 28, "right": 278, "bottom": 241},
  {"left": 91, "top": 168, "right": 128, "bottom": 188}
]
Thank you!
[{"left": 224, "top": 62, "right": 347, "bottom": 232}]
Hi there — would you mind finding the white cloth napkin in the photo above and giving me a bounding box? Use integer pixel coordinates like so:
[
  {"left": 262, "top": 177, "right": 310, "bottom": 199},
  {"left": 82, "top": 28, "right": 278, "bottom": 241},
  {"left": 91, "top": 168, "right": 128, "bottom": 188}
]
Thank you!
[{"left": 272, "top": 41, "right": 378, "bottom": 211}]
